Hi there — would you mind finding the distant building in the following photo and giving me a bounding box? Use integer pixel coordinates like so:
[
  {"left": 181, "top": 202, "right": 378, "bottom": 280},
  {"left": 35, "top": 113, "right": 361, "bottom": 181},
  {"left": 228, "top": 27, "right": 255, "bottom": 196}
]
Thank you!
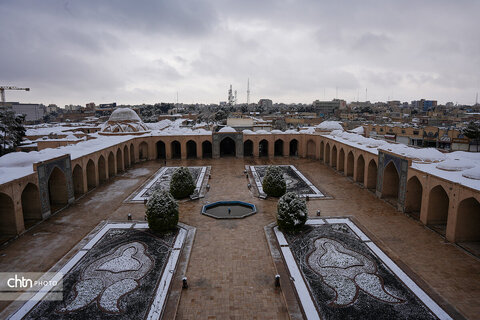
[
  {"left": 412, "top": 99, "right": 437, "bottom": 112},
  {"left": 258, "top": 99, "right": 273, "bottom": 109},
  {"left": 5, "top": 102, "right": 46, "bottom": 122},
  {"left": 98, "top": 103, "right": 117, "bottom": 109},
  {"left": 46, "top": 104, "right": 59, "bottom": 113},
  {"left": 64, "top": 104, "right": 83, "bottom": 112},
  {"left": 313, "top": 99, "right": 346, "bottom": 116}
]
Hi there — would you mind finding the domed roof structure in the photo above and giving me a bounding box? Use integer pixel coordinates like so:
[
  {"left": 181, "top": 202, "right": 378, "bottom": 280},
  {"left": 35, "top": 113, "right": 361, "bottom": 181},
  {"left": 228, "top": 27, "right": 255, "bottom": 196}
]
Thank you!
[{"left": 100, "top": 108, "right": 149, "bottom": 135}]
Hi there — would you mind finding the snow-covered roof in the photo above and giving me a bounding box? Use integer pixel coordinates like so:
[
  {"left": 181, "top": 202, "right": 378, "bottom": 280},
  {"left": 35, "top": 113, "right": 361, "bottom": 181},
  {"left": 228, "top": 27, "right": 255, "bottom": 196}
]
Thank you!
[
  {"left": 412, "top": 152, "right": 480, "bottom": 191},
  {"left": 316, "top": 121, "right": 343, "bottom": 131},
  {"left": 350, "top": 126, "right": 364, "bottom": 134},
  {"left": 218, "top": 126, "right": 236, "bottom": 133},
  {"left": 0, "top": 134, "right": 134, "bottom": 184}
]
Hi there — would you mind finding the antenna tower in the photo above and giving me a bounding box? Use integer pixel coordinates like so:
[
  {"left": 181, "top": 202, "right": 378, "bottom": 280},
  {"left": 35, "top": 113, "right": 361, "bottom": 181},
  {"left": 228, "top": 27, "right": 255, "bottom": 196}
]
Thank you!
[{"left": 247, "top": 78, "right": 250, "bottom": 105}]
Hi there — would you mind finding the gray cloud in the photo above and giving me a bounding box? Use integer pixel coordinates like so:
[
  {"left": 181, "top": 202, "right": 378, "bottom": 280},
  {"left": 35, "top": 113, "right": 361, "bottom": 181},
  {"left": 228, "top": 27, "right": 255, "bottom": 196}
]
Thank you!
[{"left": 0, "top": 0, "right": 479, "bottom": 105}]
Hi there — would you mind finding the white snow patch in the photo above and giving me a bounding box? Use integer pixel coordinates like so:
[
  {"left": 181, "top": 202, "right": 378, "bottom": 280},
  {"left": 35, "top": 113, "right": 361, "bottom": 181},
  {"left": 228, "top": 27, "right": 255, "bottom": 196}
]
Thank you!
[{"left": 316, "top": 121, "right": 343, "bottom": 131}]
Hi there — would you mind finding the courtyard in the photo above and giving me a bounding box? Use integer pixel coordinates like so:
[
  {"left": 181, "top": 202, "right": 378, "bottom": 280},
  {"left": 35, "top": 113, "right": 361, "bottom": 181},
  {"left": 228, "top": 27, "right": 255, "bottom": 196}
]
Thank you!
[{"left": 0, "top": 157, "right": 479, "bottom": 319}]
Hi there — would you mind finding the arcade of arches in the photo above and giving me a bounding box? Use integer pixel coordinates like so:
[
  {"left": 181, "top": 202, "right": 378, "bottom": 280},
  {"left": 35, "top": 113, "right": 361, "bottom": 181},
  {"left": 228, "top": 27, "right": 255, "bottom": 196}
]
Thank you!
[{"left": 0, "top": 134, "right": 479, "bottom": 254}]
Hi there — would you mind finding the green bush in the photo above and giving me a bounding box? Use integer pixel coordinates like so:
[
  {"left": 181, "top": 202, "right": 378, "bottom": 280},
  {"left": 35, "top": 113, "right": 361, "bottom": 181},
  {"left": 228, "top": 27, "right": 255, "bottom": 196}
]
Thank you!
[
  {"left": 277, "top": 192, "right": 307, "bottom": 232},
  {"left": 146, "top": 189, "right": 179, "bottom": 233},
  {"left": 170, "top": 167, "right": 196, "bottom": 199},
  {"left": 262, "top": 166, "right": 286, "bottom": 197}
]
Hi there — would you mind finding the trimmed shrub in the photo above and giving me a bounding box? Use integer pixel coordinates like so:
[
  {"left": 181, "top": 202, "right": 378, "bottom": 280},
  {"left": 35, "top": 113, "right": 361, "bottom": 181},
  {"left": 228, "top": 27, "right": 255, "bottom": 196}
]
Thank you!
[
  {"left": 170, "top": 167, "right": 196, "bottom": 199},
  {"left": 262, "top": 166, "right": 287, "bottom": 197},
  {"left": 277, "top": 192, "right": 307, "bottom": 232},
  {"left": 146, "top": 189, "right": 179, "bottom": 233}
]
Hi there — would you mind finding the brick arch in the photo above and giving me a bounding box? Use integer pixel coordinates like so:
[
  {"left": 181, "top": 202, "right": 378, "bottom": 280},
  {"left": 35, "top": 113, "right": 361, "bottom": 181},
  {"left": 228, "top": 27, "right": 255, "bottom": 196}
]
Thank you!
[
  {"left": 139, "top": 142, "right": 148, "bottom": 161},
  {"left": 187, "top": 140, "right": 197, "bottom": 159},
  {"left": 156, "top": 140, "right": 166, "bottom": 159},
  {"left": 331, "top": 145, "right": 337, "bottom": 168},
  {"left": 98, "top": 155, "right": 107, "bottom": 184},
  {"left": 274, "top": 139, "right": 284, "bottom": 156},
  {"left": 171, "top": 140, "right": 181, "bottom": 159},
  {"left": 108, "top": 151, "right": 115, "bottom": 177},
  {"left": 0, "top": 192, "right": 16, "bottom": 238},
  {"left": 346, "top": 151, "right": 354, "bottom": 177},
  {"left": 86, "top": 159, "right": 96, "bottom": 190},
  {"left": 72, "top": 164, "right": 84, "bottom": 198},
  {"left": 319, "top": 141, "right": 324, "bottom": 160},
  {"left": 21, "top": 183, "right": 42, "bottom": 229},
  {"left": 355, "top": 154, "right": 365, "bottom": 183},
  {"left": 405, "top": 176, "right": 423, "bottom": 218},
  {"left": 366, "top": 159, "right": 377, "bottom": 189},
  {"left": 455, "top": 197, "right": 480, "bottom": 242},
  {"left": 325, "top": 143, "right": 331, "bottom": 164},
  {"left": 130, "top": 143, "right": 135, "bottom": 164},
  {"left": 243, "top": 139, "right": 253, "bottom": 157},
  {"left": 289, "top": 139, "right": 298, "bottom": 156},
  {"left": 116, "top": 148, "right": 123, "bottom": 173},
  {"left": 123, "top": 145, "right": 129, "bottom": 168},
  {"left": 306, "top": 139, "right": 316, "bottom": 159},
  {"left": 259, "top": 139, "right": 268, "bottom": 157},
  {"left": 426, "top": 185, "right": 449, "bottom": 231},
  {"left": 338, "top": 148, "right": 345, "bottom": 172},
  {"left": 48, "top": 166, "right": 69, "bottom": 213},
  {"left": 202, "top": 140, "right": 212, "bottom": 158},
  {"left": 382, "top": 161, "right": 400, "bottom": 200}
]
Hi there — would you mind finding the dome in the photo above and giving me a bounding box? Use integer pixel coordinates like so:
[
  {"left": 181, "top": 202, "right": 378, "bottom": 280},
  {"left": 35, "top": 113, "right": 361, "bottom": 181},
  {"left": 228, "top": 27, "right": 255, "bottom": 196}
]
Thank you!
[
  {"left": 108, "top": 108, "right": 142, "bottom": 122},
  {"left": 100, "top": 108, "right": 149, "bottom": 135},
  {"left": 316, "top": 121, "right": 343, "bottom": 131},
  {"left": 218, "top": 126, "right": 236, "bottom": 133}
]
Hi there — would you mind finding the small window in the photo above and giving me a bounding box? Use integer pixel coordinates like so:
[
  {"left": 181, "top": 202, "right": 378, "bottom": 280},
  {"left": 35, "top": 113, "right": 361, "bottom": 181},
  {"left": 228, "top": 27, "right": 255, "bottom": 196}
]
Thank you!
[
  {"left": 380, "top": 128, "right": 384, "bottom": 132},
  {"left": 413, "top": 130, "right": 419, "bottom": 135},
  {"left": 401, "top": 130, "right": 406, "bottom": 134}
]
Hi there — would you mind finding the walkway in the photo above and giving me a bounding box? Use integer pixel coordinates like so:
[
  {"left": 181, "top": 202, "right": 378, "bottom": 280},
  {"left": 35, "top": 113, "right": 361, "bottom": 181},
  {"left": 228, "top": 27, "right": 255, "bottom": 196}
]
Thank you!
[{"left": 0, "top": 158, "right": 479, "bottom": 319}]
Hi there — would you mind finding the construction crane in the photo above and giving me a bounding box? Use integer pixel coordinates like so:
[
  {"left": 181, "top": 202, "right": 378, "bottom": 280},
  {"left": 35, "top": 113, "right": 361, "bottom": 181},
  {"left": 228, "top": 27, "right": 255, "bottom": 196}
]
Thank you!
[{"left": 0, "top": 86, "right": 30, "bottom": 104}]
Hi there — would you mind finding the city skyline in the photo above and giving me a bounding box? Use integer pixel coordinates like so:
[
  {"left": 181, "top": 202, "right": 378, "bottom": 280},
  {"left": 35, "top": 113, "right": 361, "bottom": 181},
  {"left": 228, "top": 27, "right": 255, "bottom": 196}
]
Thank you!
[{"left": 1, "top": 0, "right": 479, "bottom": 106}]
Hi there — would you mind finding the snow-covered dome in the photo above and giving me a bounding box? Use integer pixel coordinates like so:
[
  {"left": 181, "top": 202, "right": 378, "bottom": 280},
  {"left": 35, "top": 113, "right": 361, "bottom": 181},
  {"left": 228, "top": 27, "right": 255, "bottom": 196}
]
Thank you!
[
  {"left": 462, "top": 167, "right": 480, "bottom": 180},
  {"left": 100, "top": 108, "right": 149, "bottom": 135},
  {"left": 218, "top": 126, "right": 236, "bottom": 133},
  {"left": 436, "top": 159, "right": 475, "bottom": 172},
  {"left": 109, "top": 108, "right": 142, "bottom": 122},
  {"left": 316, "top": 121, "right": 343, "bottom": 131}
]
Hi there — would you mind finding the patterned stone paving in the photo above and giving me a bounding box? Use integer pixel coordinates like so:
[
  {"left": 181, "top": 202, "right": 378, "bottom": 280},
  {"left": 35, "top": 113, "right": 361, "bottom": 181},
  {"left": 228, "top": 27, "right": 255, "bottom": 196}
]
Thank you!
[
  {"left": 249, "top": 165, "right": 324, "bottom": 198},
  {"left": 281, "top": 221, "right": 442, "bottom": 319},
  {"left": 22, "top": 227, "right": 177, "bottom": 319},
  {"left": 128, "top": 166, "right": 209, "bottom": 202}
]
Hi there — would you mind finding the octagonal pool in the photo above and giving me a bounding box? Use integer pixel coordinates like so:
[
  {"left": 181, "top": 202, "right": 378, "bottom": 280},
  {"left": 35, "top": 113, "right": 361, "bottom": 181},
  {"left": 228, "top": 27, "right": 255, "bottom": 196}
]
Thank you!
[{"left": 201, "top": 201, "right": 256, "bottom": 219}]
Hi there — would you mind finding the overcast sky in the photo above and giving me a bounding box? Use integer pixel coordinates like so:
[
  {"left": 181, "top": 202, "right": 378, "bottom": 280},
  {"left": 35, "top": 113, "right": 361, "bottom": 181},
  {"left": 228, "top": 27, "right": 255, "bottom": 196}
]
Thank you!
[{"left": 1, "top": 0, "right": 479, "bottom": 107}]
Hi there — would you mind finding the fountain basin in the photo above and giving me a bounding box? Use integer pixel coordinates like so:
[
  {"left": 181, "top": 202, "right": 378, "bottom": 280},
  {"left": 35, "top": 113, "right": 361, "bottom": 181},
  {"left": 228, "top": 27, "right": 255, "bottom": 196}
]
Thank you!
[{"left": 201, "top": 201, "right": 257, "bottom": 219}]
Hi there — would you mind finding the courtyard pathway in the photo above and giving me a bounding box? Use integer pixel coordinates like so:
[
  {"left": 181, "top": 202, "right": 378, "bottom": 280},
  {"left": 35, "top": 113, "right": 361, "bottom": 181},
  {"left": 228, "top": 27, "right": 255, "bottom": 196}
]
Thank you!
[{"left": 0, "top": 157, "right": 479, "bottom": 319}]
